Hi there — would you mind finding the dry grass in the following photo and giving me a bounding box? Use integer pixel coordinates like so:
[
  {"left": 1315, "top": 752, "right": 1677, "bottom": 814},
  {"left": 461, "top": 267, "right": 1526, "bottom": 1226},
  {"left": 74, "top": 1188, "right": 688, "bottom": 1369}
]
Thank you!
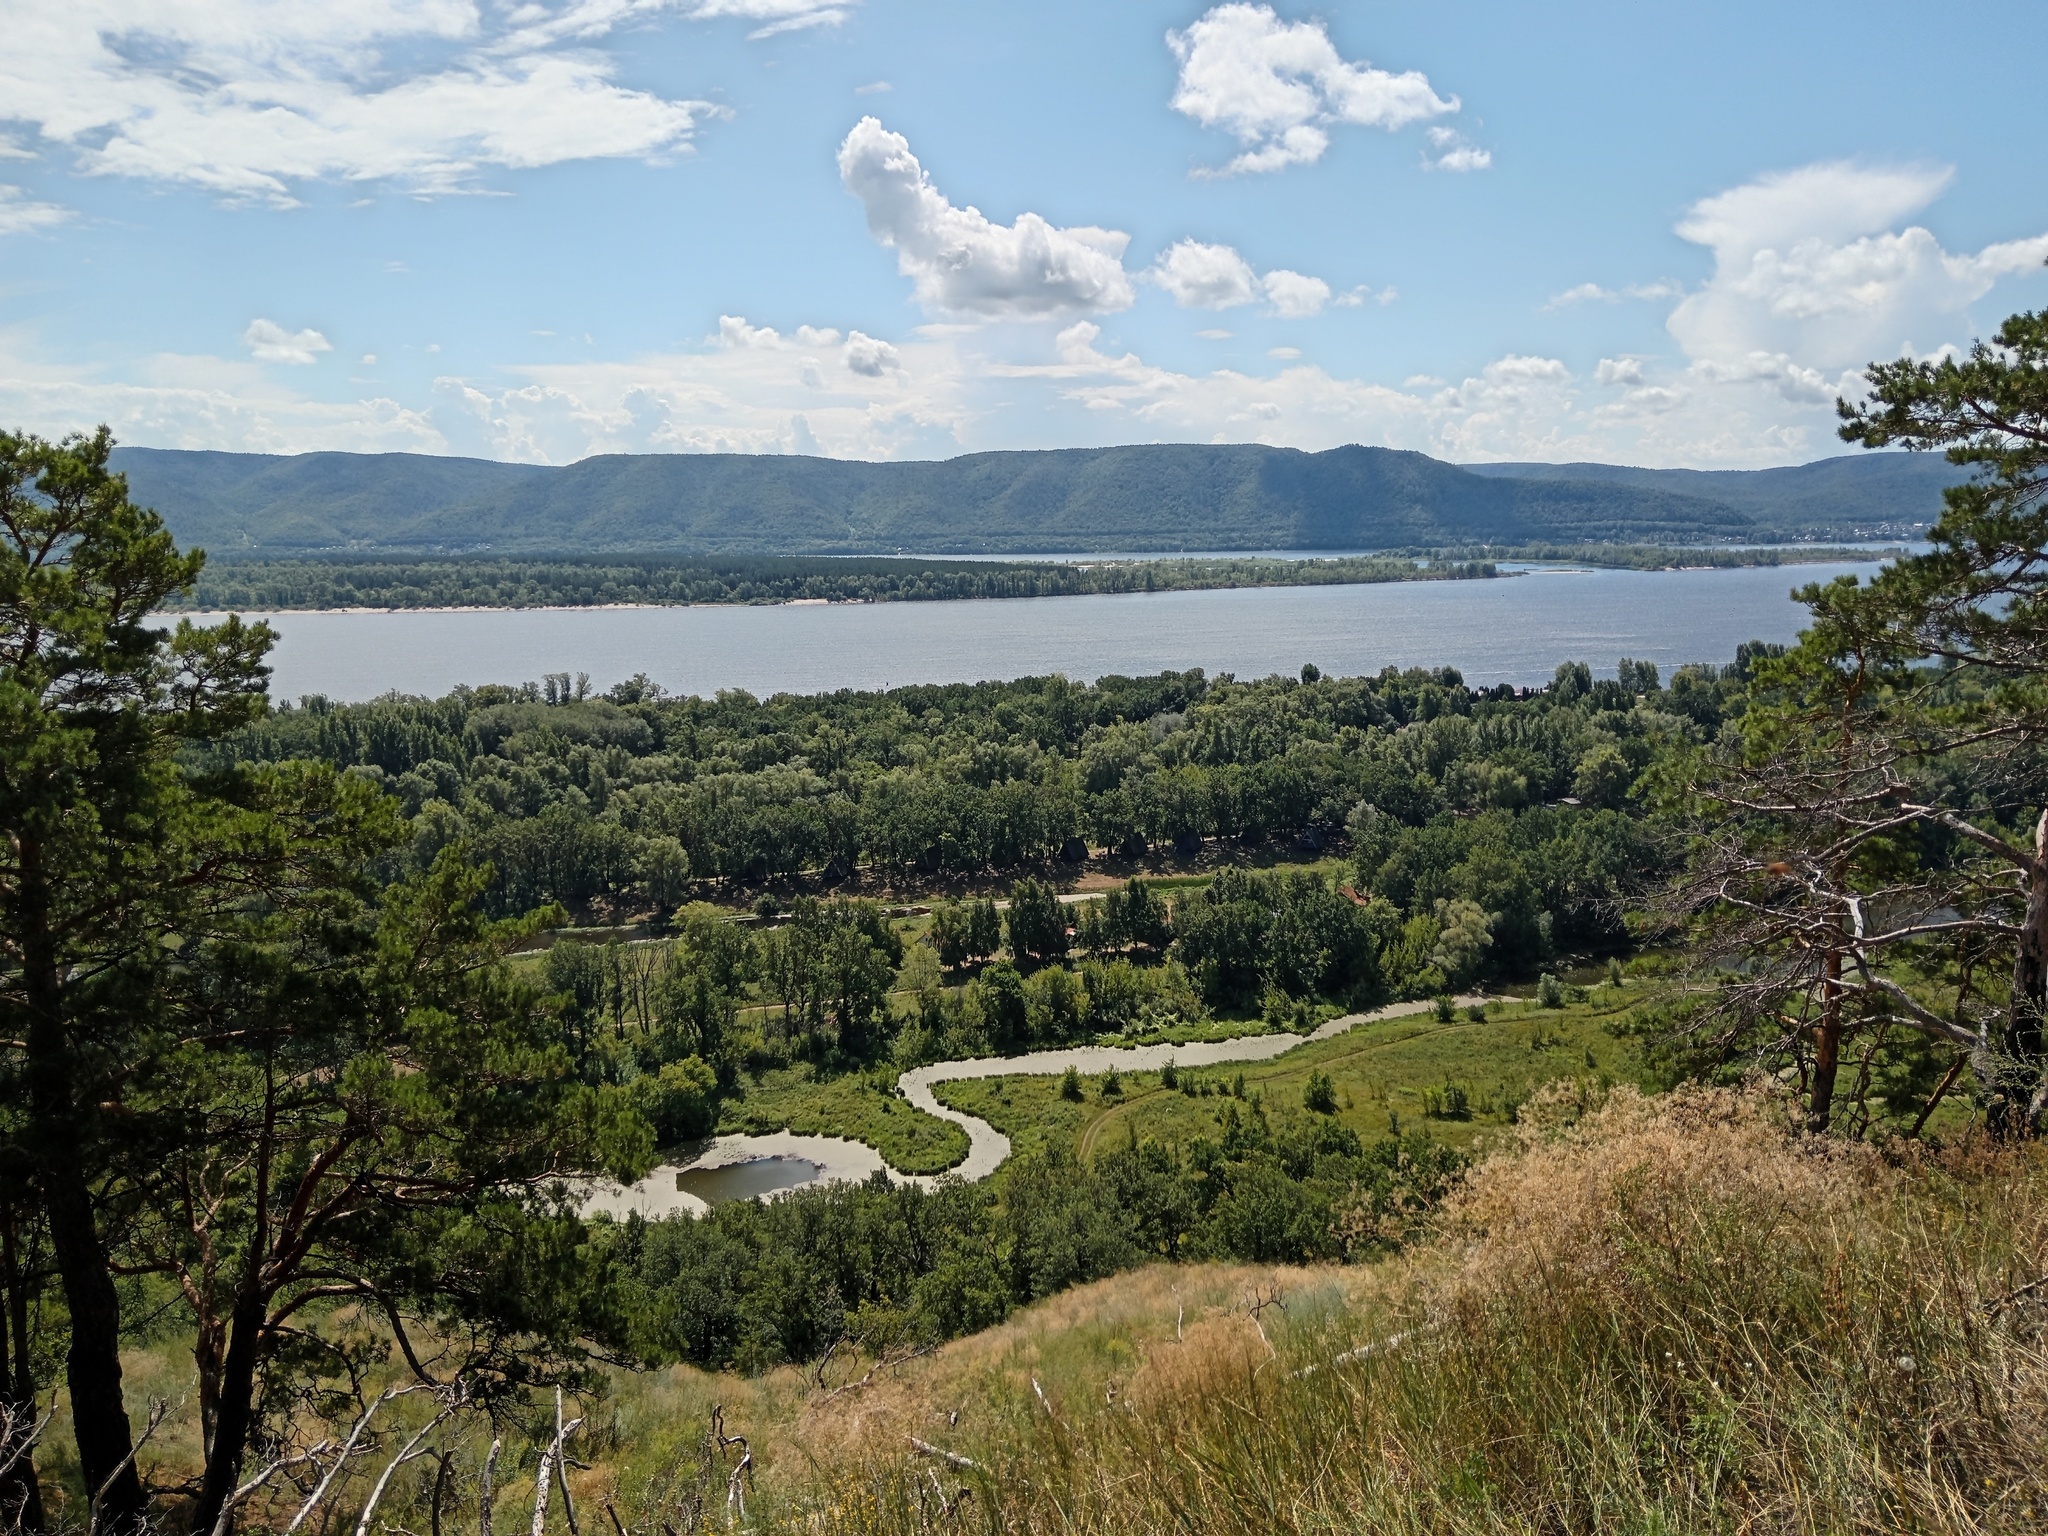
[{"left": 759, "top": 1082, "right": 2048, "bottom": 1535}]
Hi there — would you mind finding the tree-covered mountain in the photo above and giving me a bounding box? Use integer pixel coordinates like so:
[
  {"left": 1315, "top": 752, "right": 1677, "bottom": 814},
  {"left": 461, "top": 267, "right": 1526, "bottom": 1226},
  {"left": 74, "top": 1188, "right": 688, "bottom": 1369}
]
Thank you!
[
  {"left": 1460, "top": 452, "right": 1964, "bottom": 536},
  {"left": 107, "top": 441, "right": 1963, "bottom": 557}
]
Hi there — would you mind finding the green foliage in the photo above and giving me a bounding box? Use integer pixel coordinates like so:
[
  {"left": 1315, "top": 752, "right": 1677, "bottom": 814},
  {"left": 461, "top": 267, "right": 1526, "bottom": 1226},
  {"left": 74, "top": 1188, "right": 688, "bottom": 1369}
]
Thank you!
[
  {"left": 173, "top": 550, "right": 1501, "bottom": 610},
  {"left": 1059, "top": 1065, "right": 1082, "bottom": 1101},
  {"left": 1538, "top": 972, "right": 1567, "bottom": 1008},
  {"left": 121, "top": 440, "right": 1846, "bottom": 560},
  {"left": 597, "top": 1119, "right": 1467, "bottom": 1372},
  {"left": 1004, "top": 877, "right": 1068, "bottom": 965},
  {"left": 1302, "top": 1068, "right": 1337, "bottom": 1114}
]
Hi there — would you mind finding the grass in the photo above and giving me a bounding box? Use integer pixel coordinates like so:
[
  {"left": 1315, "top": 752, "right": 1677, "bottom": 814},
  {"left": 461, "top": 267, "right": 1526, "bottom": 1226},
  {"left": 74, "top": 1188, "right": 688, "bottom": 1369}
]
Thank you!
[
  {"left": 52, "top": 1075, "right": 2046, "bottom": 1536},
  {"left": 934, "top": 988, "right": 1655, "bottom": 1162},
  {"left": 763, "top": 1084, "right": 2048, "bottom": 1535},
  {"left": 718, "top": 1062, "right": 971, "bottom": 1174}
]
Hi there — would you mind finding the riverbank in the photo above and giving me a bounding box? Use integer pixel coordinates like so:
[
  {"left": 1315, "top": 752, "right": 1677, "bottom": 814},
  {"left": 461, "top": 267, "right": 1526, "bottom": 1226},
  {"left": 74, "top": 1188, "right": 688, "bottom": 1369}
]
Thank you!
[{"left": 158, "top": 544, "right": 1893, "bottom": 615}]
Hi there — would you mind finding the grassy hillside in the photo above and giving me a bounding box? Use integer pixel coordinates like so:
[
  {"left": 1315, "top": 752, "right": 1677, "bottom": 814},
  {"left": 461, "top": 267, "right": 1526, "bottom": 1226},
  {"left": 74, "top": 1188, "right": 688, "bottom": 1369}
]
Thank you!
[
  {"left": 112, "top": 442, "right": 1771, "bottom": 556},
  {"left": 72, "top": 1080, "right": 2035, "bottom": 1535}
]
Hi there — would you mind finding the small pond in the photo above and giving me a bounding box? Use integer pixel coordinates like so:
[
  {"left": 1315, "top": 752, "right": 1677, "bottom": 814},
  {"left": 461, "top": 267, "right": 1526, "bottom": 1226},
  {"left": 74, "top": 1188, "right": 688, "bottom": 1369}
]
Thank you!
[{"left": 673, "top": 1155, "right": 823, "bottom": 1204}]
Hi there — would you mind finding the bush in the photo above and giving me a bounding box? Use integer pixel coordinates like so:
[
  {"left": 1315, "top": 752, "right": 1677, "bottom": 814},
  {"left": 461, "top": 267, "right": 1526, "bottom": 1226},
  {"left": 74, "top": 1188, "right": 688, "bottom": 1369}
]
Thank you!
[
  {"left": 1099, "top": 1068, "right": 1123, "bottom": 1098},
  {"left": 1538, "top": 971, "right": 1567, "bottom": 1008},
  {"left": 1423, "top": 1078, "right": 1471, "bottom": 1119},
  {"left": 1433, "top": 995, "right": 1455, "bottom": 1022},
  {"left": 1466, "top": 1001, "right": 1489, "bottom": 1022},
  {"left": 636, "top": 1055, "right": 719, "bottom": 1143},
  {"left": 1059, "top": 1064, "right": 1082, "bottom": 1101},
  {"left": 1302, "top": 1068, "right": 1337, "bottom": 1114}
]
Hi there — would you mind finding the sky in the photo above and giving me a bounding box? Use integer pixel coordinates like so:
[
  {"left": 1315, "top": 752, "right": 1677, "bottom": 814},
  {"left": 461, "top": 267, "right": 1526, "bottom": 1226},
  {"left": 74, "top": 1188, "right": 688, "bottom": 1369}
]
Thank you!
[{"left": 1, "top": 0, "right": 2044, "bottom": 469}]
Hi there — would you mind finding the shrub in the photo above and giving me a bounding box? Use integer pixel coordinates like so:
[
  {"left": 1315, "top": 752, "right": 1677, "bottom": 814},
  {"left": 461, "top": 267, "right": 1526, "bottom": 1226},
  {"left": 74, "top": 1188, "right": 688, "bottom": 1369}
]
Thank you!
[
  {"left": 1466, "top": 1001, "right": 1488, "bottom": 1022},
  {"left": 1303, "top": 1068, "right": 1337, "bottom": 1114},
  {"left": 1099, "top": 1068, "right": 1123, "bottom": 1098},
  {"left": 1159, "top": 1057, "right": 1179, "bottom": 1089},
  {"left": 1423, "top": 1078, "right": 1471, "bottom": 1119},
  {"left": 1059, "top": 1064, "right": 1082, "bottom": 1101},
  {"left": 1433, "top": 995, "right": 1455, "bottom": 1022},
  {"left": 1538, "top": 971, "right": 1566, "bottom": 1008}
]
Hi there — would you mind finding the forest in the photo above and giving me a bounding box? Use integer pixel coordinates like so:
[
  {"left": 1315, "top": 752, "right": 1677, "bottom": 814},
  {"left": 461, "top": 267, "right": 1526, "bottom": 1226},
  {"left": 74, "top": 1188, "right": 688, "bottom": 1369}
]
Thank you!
[
  {"left": 169, "top": 551, "right": 1493, "bottom": 612},
  {"left": 1, "top": 304, "right": 2046, "bottom": 1535},
  {"left": 162, "top": 545, "right": 1883, "bottom": 613}
]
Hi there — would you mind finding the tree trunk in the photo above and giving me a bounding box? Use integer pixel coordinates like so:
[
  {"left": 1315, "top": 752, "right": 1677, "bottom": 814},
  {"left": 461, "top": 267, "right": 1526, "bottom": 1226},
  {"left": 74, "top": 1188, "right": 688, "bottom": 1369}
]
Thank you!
[
  {"left": 1808, "top": 942, "right": 1844, "bottom": 1134},
  {"left": 17, "top": 841, "right": 146, "bottom": 1535},
  {"left": 2008, "top": 807, "right": 2048, "bottom": 1136},
  {"left": 1, "top": 1216, "right": 45, "bottom": 1533},
  {"left": 188, "top": 1289, "right": 267, "bottom": 1536}
]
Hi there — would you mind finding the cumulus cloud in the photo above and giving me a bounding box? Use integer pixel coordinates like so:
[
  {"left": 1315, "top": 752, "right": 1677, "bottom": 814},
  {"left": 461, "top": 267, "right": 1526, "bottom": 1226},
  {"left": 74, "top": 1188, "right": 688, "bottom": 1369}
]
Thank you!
[
  {"left": 1668, "top": 160, "right": 2048, "bottom": 377},
  {"left": 1146, "top": 239, "right": 1337, "bottom": 316},
  {"left": 837, "top": 117, "right": 1134, "bottom": 319},
  {"left": 717, "top": 315, "right": 787, "bottom": 348},
  {"left": 0, "top": 0, "right": 722, "bottom": 203},
  {"left": 243, "top": 319, "right": 332, "bottom": 365},
  {"left": 0, "top": 185, "right": 70, "bottom": 234},
  {"left": 1166, "top": 3, "right": 1459, "bottom": 175},
  {"left": 842, "top": 330, "right": 899, "bottom": 376},
  {"left": 1422, "top": 126, "right": 1490, "bottom": 173},
  {"left": 1259, "top": 268, "right": 1331, "bottom": 318}
]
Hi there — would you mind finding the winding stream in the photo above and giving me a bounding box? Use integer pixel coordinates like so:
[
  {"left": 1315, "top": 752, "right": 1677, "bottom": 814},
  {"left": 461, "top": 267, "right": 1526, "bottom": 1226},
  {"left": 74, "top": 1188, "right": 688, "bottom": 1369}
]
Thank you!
[{"left": 581, "top": 997, "right": 1455, "bottom": 1219}]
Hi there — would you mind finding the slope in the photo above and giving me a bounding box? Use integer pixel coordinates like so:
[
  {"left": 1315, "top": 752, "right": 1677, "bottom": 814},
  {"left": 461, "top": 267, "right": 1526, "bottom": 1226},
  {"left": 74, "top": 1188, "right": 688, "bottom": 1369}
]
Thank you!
[{"left": 111, "top": 442, "right": 1758, "bottom": 556}]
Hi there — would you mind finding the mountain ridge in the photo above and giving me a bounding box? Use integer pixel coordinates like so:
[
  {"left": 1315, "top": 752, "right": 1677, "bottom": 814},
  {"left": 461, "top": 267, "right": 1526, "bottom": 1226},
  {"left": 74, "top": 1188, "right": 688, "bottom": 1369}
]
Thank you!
[{"left": 107, "top": 441, "right": 1963, "bottom": 557}]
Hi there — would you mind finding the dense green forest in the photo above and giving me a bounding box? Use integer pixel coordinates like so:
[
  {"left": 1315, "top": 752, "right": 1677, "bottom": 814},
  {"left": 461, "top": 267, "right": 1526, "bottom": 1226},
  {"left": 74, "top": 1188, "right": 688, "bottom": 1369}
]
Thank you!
[
  {"left": 112, "top": 439, "right": 1955, "bottom": 557},
  {"left": 170, "top": 551, "right": 1494, "bottom": 611},
  {"left": 164, "top": 545, "right": 1887, "bottom": 612},
  {"left": 3, "top": 300, "right": 2047, "bottom": 1536}
]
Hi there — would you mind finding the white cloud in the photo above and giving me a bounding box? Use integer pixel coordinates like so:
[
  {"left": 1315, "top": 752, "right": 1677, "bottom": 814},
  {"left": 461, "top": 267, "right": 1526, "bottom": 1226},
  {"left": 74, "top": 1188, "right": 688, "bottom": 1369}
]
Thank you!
[
  {"left": 795, "top": 324, "right": 842, "bottom": 345},
  {"left": 1146, "top": 239, "right": 1336, "bottom": 316},
  {"left": 1267, "top": 346, "right": 1301, "bottom": 359},
  {"left": 0, "top": 185, "right": 70, "bottom": 234},
  {"left": 1196, "top": 328, "right": 1232, "bottom": 339},
  {"left": 842, "top": 330, "right": 899, "bottom": 376},
  {"left": 1594, "top": 357, "right": 1643, "bottom": 386},
  {"left": 1422, "top": 126, "right": 1490, "bottom": 173},
  {"left": 242, "top": 318, "right": 332, "bottom": 365},
  {"left": 0, "top": 0, "right": 721, "bottom": 204},
  {"left": 1259, "top": 268, "right": 1331, "bottom": 318},
  {"left": 1544, "top": 278, "right": 1683, "bottom": 310},
  {"left": 1668, "top": 161, "right": 2048, "bottom": 376},
  {"left": 837, "top": 117, "right": 1134, "bottom": 319},
  {"left": 855, "top": 81, "right": 892, "bottom": 95},
  {"left": 1166, "top": 3, "right": 1459, "bottom": 175},
  {"left": 1147, "top": 240, "right": 1260, "bottom": 309}
]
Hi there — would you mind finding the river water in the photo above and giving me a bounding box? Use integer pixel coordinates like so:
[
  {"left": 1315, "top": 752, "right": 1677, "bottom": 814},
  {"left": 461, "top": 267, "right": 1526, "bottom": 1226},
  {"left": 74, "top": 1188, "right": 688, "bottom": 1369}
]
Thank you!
[{"left": 210, "top": 562, "right": 1871, "bottom": 703}]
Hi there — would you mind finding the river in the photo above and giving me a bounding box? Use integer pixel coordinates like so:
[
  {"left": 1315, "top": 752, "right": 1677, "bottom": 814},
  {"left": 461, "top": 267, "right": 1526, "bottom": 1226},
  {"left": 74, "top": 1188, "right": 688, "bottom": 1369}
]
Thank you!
[
  {"left": 207, "top": 562, "right": 1871, "bottom": 703},
  {"left": 579, "top": 996, "right": 1473, "bottom": 1219}
]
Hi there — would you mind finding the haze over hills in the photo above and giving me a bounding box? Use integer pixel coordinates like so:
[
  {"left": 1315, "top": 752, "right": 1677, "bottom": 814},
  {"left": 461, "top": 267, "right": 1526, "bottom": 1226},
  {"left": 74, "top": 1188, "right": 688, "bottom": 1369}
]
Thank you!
[{"left": 108, "top": 442, "right": 1965, "bottom": 558}]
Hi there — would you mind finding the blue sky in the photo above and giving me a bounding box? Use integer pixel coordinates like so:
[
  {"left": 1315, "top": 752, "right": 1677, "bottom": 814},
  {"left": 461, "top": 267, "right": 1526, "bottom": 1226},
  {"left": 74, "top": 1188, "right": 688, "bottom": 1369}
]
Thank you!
[{"left": 2, "top": 0, "right": 2044, "bottom": 466}]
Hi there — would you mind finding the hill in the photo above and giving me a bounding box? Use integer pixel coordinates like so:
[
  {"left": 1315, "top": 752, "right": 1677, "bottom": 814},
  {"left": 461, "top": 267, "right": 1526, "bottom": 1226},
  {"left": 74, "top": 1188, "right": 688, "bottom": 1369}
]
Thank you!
[
  {"left": 107, "top": 442, "right": 1964, "bottom": 557},
  {"left": 105, "top": 442, "right": 1761, "bottom": 556},
  {"left": 1461, "top": 451, "right": 1965, "bottom": 537}
]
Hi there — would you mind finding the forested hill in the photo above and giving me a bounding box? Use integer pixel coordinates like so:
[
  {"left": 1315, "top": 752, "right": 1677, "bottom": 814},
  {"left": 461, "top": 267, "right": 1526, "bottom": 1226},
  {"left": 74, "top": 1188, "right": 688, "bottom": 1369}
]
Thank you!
[{"left": 105, "top": 440, "right": 1953, "bottom": 557}]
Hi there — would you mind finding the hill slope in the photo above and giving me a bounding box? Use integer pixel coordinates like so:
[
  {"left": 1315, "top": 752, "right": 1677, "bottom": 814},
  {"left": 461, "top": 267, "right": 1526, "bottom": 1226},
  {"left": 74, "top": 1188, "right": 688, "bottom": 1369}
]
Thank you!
[
  {"left": 106, "top": 442, "right": 1958, "bottom": 557},
  {"left": 1461, "top": 452, "right": 1964, "bottom": 535}
]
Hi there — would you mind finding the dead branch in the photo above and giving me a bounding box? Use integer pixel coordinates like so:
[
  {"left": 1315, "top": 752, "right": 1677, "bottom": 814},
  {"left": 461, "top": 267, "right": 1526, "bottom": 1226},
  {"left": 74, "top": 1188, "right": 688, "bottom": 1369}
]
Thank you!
[{"left": 908, "top": 1439, "right": 978, "bottom": 1472}]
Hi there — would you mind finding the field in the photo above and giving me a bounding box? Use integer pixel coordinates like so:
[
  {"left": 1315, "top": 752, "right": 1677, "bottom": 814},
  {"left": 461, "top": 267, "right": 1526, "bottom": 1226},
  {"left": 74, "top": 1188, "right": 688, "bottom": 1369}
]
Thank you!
[
  {"left": 717, "top": 1061, "right": 971, "bottom": 1173},
  {"left": 932, "top": 987, "right": 1653, "bottom": 1164}
]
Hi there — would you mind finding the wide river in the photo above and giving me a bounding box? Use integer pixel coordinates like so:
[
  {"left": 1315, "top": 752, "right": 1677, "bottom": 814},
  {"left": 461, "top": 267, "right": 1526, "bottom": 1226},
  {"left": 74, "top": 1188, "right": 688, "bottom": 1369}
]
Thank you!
[{"left": 219, "top": 562, "right": 1872, "bottom": 703}]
